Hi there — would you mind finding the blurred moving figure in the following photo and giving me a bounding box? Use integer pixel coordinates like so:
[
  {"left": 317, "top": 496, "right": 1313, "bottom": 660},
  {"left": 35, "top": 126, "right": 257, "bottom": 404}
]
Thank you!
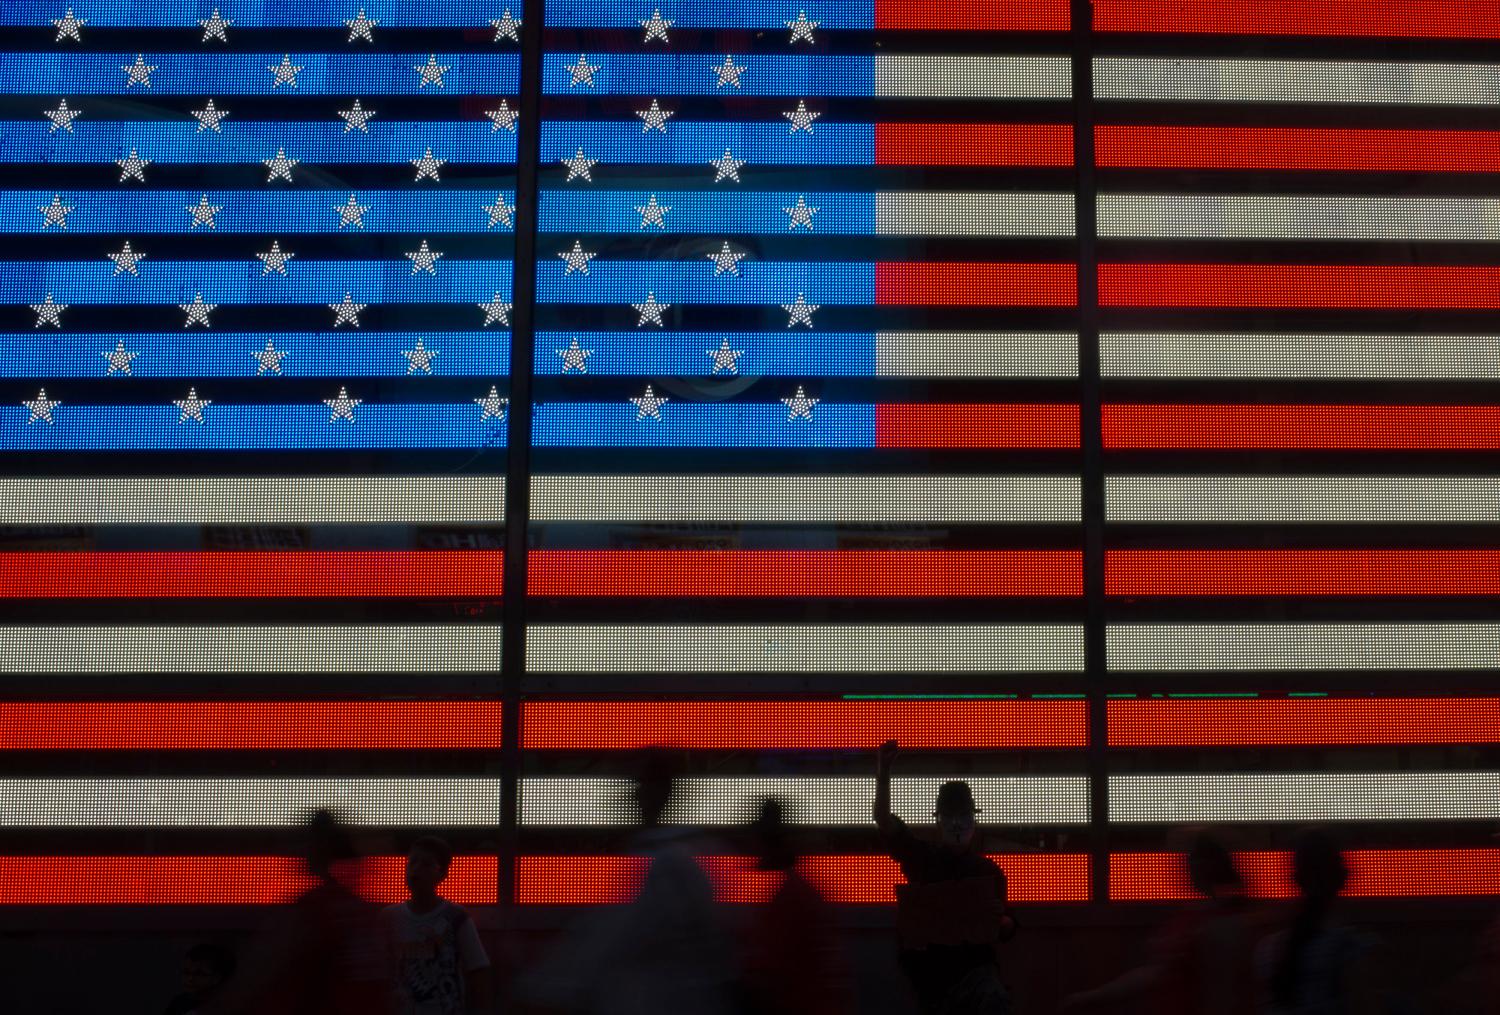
[
  {"left": 162, "top": 941, "right": 236, "bottom": 1015},
  {"left": 385, "top": 835, "right": 493, "bottom": 1015}
]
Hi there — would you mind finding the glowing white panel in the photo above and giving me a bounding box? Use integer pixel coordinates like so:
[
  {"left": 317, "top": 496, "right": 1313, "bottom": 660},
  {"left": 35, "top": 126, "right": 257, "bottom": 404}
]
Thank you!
[
  {"left": 1108, "top": 623, "right": 1500, "bottom": 672},
  {"left": 875, "top": 55, "right": 1072, "bottom": 98},
  {"left": 1108, "top": 476, "right": 1500, "bottom": 523},
  {"left": 1112, "top": 773, "right": 1500, "bottom": 823},
  {"left": 1095, "top": 57, "right": 1500, "bottom": 105},
  {"left": 1100, "top": 194, "right": 1500, "bottom": 241},
  {"left": 1102, "top": 332, "right": 1500, "bottom": 379},
  {"left": 876, "top": 332, "right": 1079, "bottom": 377},
  {"left": 876, "top": 193, "right": 1075, "bottom": 236}
]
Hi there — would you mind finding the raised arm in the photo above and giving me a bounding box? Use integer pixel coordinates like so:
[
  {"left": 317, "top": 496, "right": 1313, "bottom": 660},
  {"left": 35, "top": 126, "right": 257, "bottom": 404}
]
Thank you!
[{"left": 874, "top": 739, "right": 898, "bottom": 831}]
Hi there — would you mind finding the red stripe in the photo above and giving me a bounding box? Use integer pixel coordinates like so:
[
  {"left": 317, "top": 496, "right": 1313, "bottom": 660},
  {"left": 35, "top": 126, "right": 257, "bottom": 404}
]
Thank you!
[
  {"left": 1111, "top": 849, "right": 1500, "bottom": 901},
  {"left": 1096, "top": 126, "right": 1500, "bottom": 174},
  {"left": 527, "top": 549, "right": 1082, "bottom": 597},
  {"left": 0, "top": 550, "right": 503, "bottom": 598},
  {"left": 0, "top": 856, "right": 498, "bottom": 904},
  {"left": 1109, "top": 698, "right": 1500, "bottom": 747},
  {"left": 876, "top": 404, "right": 1081, "bottom": 448},
  {"left": 516, "top": 854, "right": 1091, "bottom": 904},
  {"left": 521, "top": 700, "right": 1089, "bottom": 750},
  {"left": 875, "top": 124, "right": 1074, "bottom": 167},
  {"left": 1094, "top": 0, "right": 1500, "bottom": 39},
  {"left": 1102, "top": 404, "right": 1500, "bottom": 451},
  {"left": 0, "top": 702, "right": 504, "bottom": 750},
  {"left": 876, "top": 0, "right": 1069, "bottom": 31},
  {"left": 1099, "top": 264, "right": 1500, "bottom": 310},
  {"left": 875, "top": 262, "right": 1078, "bottom": 305},
  {"left": 1107, "top": 549, "right": 1500, "bottom": 597}
]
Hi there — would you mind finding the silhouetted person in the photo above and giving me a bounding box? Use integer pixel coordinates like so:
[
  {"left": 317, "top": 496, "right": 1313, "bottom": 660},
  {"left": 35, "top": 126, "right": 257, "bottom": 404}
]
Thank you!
[
  {"left": 162, "top": 942, "right": 236, "bottom": 1015},
  {"left": 874, "top": 740, "right": 1014, "bottom": 1015},
  {"left": 385, "top": 835, "right": 492, "bottom": 1014},
  {"left": 1063, "top": 829, "right": 1260, "bottom": 1014}
]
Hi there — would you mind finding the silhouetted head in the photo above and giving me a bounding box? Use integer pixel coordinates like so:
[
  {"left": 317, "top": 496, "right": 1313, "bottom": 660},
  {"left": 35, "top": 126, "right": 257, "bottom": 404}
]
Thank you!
[
  {"left": 182, "top": 941, "right": 235, "bottom": 996},
  {"left": 753, "top": 796, "right": 797, "bottom": 871},
  {"left": 405, "top": 835, "right": 453, "bottom": 900},
  {"left": 633, "top": 747, "right": 680, "bottom": 826},
  {"left": 934, "top": 780, "right": 979, "bottom": 850},
  {"left": 1292, "top": 829, "right": 1347, "bottom": 904},
  {"left": 1185, "top": 829, "right": 1245, "bottom": 899},
  {"left": 303, "top": 808, "right": 357, "bottom": 878}
]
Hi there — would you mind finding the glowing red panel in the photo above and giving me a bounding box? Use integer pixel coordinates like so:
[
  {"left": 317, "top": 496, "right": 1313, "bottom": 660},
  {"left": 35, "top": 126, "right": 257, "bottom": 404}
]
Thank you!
[
  {"left": 0, "top": 551, "right": 504, "bottom": 598},
  {"left": 516, "top": 854, "right": 1091, "bottom": 904},
  {"left": 1111, "top": 849, "right": 1500, "bottom": 901},
  {"left": 1109, "top": 698, "right": 1500, "bottom": 748},
  {"left": 1097, "top": 126, "right": 1500, "bottom": 174},
  {"left": 1099, "top": 264, "right": 1500, "bottom": 310},
  {"left": 875, "top": 262, "right": 1078, "bottom": 306},
  {"left": 876, "top": 405, "right": 1081, "bottom": 449},
  {"left": 1094, "top": 0, "right": 1500, "bottom": 39},
  {"left": 1102, "top": 405, "right": 1500, "bottom": 451},
  {"left": 875, "top": 124, "right": 1075, "bottom": 167},
  {"left": 0, "top": 702, "right": 504, "bottom": 750},
  {"left": 0, "top": 856, "right": 498, "bottom": 904},
  {"left": 527, "top": 550, "right": 1083, "bottom": 597},
  {"left": 1107, "top": 549, "right": 1500, "bottom": 597},
  {"left": 521, "top": 700, "right": 1089, "bottom": 750},
  {"left": 876, "top": 0, "right": 1070, "bottom": 31}
]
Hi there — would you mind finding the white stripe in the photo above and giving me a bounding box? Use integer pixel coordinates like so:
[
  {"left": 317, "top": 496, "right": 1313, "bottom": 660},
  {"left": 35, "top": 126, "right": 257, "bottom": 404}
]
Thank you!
[
  {"left": 1112, "top": 773, "right": 1500, "bottom": 823},
  {"left": 876, "top": 55, "right": 1071, "bottom": 99},
  {"left": 1101, "top": 332, "right": 1500, "bottom": 379},
  {"left": 0, "top": 625, "right": 502, "bottom": 673},
  {"left": 1108, "top": 623, "right": 1500, "bottom": 671},
  {"left": 876, "top": 193, "right": 1075, "bottom": 236},
  {"left": 0, "top": 778, "right": 503, "bottom": 827},
  {"left": 0, "top": 476, "right": 506, "bottom": 524},
  {"left": 531, "top": 474, "right": 1080, "bottom": 522},
  {"left": 876, "top": 332, "right": 1079, "bottom": 377},
  {"left": 1108, "top": 476, "right": 1500, "bottom": 523},
  {"left": 1095, "top": 56, "right": 1500, "bottom": 106},
  {"left": 520, "top": 776, "right": 1090, "bottom": 827},
  {"left": 527, "top": 624, "right": 1085, "bottom": 672},
  {"left": 1099, "top": 194, "right": 1500, "bottom": 241}
]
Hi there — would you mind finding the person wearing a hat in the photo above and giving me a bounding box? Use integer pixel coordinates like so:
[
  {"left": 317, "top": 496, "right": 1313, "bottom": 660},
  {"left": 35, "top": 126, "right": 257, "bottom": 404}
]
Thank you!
[{"left": 874, "top": 740, "right": 1015, "bottom": 1014}]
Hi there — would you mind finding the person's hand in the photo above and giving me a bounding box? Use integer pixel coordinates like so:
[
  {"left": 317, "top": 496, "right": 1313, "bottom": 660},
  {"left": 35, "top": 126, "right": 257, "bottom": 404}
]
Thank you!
[{"left": 877, "top": 739, "right": 898, "bottom": 770}]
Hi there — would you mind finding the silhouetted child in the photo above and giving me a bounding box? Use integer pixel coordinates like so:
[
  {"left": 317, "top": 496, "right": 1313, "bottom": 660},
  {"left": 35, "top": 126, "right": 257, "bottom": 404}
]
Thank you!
[
  {"left": 162, "top": 942, "right": 236, "bottom": 1015},
  {"left": 385, "top": 835, "right": 492, "bottom": 1015}
]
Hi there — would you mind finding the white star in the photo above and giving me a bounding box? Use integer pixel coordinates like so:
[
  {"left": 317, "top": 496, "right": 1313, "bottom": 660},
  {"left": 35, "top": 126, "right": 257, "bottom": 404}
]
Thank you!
[
  {"left": 630, "top": 384, "right": 668, "bottom": 420},
  {"left": 334, "top": 193, "right": 369, "bottom": 228},
  {"left": 324, "top": 386, "right": 361, "bottom": 422},
  {"left": 414, "top": 54, "right": 449, "bottom": 88},
  {"left": 30, "top": 294, "right": 66, "bottom": 328},
  {"left": 706, "top": 338, "right": 744, "bottom": 374},
  {"left": 256, "top": 240, "right": 294, "bottom": 275},
  {"left": 475, "top": 384, "right": 508, "bottom": 419},
  {"left": 329, "top": 292, "right": 366, "bottom": 327},
  {"left": 561, "top": 147, "right": 598, "bottom": 182},
  {"left": 102, "top": 339, "right": 139, "bottom": 375},
  {"left": 785, "top": 9, "right": 819, "bottom": 43},
  {"left": 338, "top": 99, "right": 375, "bottom": 132},
  {"left": 174, "top": 387, "right": 211, "bottom": 423},
  {"left": 784, "top": 194, "right": 820, "bottom": 230},
  {"left": 566, "top": 53, "right": 600, "bottom": 87},
  {"left": 635, "top": 98, "right": 673, "bottom": 132},
  {"left": 559, "top": 239, "right": 597, "bottom": 275},
  {"left": 411, "top": 147, "right": 446, "bottom": 181},
  {"left": 121, "top": 54, "right": 156, "bottom": 87},
  {"left": 783, "top": 99, "right": 819, "bottom": 133},
  {"left": 344, "top": 7, "right": 378, "bottom": 42},
  {"left": 710, "top": 148, "right": 745, "bottom": 183},
  {"left": 490, "top": 8, "right": 521, "bottom": 42},
  {"left": 179, "top": 292, "right": 216, "bottom": 327},
  {"left": 400, "top": 337, "right": 440, "bottom": 374},
  {"left": 555, "top": 336, "right": 593, "bottom": 373},
  {"left": 252, "top": 338, "right": 288, "bottom": 375},
  {"left": 191, "top": 99, "right": 229, "bottom": 131},
  {"left": 782, "top": 292, "right": 819, "bottom": 327},
  {"left": 639, "top": 7, "right": 673, "bottom": 42},
  {"left": 52, "top": 7, "right": 86, "bottom": 41},
  {"left": 635, "top": 193, "right": 670, "bottom": 229},
  {"left": 107, "top": 240, "right": 146, "bottom": 275},
  {"left": 781, "top": 384, "right": 818, "bottom": 420},
  {"left": 38, "top": 193, "right": 72, "bottom": 229},
  {"left": 404, "top": 239, "right": 443, "bottom": 274},
  {"left": 262, "top": 147, "right": 298, "bottom": 182},
  {"left": 483, "top": 194, "right": 515, "bottom": 228},
  {"left": 268, "top": 54, "right": 303, "bottom": 88},
  {"left": 485, "top": 99, "right": 518, "bottom": 131},
  {"left": 199, "top": 8, "right": 232, "bottom": 41},
  {"left": 115, "top": 147, "right": 150, "bottom": 182},
  {"left": 186, "top": 193, "right": 223, "bottom": 229},
  {"left": 45, "top": 99, "right": 81, "bottom": 132},
  {"left": 23, "top": 388, "right": 60, "bottom": 424},
  {"left": 712, "top": 54, "right": 745, "bottom": 88},
  {"left": 477, "top": 293, "right": 512, "bottom": 326},
  {"left": 633, "top": 291, "right": 669, "bottom": 326},
  {"left": 708, "top": 240, "right": 746, "bottom": 276}
]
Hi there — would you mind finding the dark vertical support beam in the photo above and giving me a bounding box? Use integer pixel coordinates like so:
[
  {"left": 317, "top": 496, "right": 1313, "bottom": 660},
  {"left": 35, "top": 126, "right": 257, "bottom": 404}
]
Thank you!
[
  {"left": 1070, "top": 0, "right": 1109, "bottom": 904},
  {"left": 498, "top": 0, "right": 546, "bottom": 915}
]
